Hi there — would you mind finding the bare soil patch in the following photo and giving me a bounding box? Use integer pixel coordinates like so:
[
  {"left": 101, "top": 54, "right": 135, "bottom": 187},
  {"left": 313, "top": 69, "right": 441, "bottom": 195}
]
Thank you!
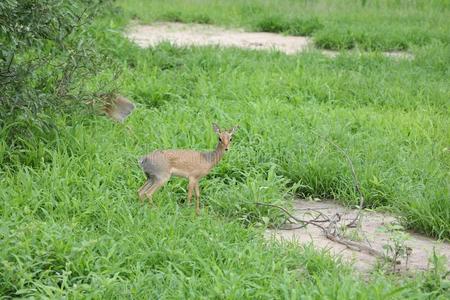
[
  {"left": 265, "top": 199, "right": 450, "bottom": 273},
  {"left": 126, "top": 22, "right": 413, "bottom": 59}
]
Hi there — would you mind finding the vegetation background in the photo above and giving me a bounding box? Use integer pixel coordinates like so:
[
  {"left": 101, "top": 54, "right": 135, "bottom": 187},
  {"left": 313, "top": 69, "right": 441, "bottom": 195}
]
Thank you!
[{"left": 1, "top": 0, "right": 449, "bottom": 298}]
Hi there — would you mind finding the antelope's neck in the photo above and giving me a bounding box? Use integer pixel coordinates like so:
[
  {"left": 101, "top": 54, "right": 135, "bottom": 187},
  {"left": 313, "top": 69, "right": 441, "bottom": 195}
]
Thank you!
[{"left": 206, "top": 142, "right": 225, "bottom": 166}]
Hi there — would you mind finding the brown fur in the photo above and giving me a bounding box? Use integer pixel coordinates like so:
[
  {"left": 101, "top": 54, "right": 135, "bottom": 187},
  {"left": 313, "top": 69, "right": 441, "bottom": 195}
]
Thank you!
[
  {"left": 103, "top": 95, "right": 135, "bottom": 122},
  {"left": 138, "top": 123, "right": 239, "bottom": 215}
]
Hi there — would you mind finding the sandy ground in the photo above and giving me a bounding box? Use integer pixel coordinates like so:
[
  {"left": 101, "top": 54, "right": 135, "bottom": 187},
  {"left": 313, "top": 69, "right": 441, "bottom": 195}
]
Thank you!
[
  {"left": 265, "top": 200, "right": 450, "bottom": 273},
  {"left": 125, "top": 22, "right": 414, "bottom": 59}
]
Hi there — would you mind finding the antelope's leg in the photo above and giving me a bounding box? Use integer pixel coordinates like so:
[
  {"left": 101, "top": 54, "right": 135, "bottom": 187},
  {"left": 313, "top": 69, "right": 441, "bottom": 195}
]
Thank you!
[
  {"left": 194, "top": 182, "right": 201, "bottom": 215},
  {"left": 187, "top": 178, "right": 196, "bottom": 205},
  {"left": 138, "top": 179, "right": 153, "bottom": 200},
  {"left": 144, "top": 176, "right": 169, "bottom": 204}
]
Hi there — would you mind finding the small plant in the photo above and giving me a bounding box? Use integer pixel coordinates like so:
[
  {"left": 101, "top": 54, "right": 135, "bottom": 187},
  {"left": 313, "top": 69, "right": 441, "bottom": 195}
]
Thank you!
[
  {"left": 422, "top": 248, "right": 450, "bottom": 295},
  {"left": 379, "top": 223, "right": 412, "bottom": 273},
  {"left": 339, "top": 224, "right": 364, "bottom": 242}
]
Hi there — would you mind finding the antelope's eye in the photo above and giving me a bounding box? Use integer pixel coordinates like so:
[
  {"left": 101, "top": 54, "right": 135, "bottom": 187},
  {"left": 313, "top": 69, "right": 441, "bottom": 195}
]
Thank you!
[
  {"left": 230, "top": 137, "right": 232, "bottom": 141},
  {"left": 219, "top": 137, "right": 222, "bottom": 142}
]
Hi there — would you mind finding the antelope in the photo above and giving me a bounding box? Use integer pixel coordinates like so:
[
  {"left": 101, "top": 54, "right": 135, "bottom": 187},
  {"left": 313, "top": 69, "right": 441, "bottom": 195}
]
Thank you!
[{"left": 138, "top": 123, "right": 239, "bottom": 215}]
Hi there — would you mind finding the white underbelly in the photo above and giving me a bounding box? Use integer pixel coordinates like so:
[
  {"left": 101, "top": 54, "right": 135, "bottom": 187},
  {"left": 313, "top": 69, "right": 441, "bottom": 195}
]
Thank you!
[{"left": 171, "top": 168, "right": 190, "bottom": 178}]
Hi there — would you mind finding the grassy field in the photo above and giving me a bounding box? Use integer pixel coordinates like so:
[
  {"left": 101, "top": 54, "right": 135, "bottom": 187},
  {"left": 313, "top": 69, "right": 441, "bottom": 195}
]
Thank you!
[
  {"left": 120, "top": 0, "right": 450, "bottom": 50},
  {"left": 1, "top": 0, "right": 450, "bottom": 298}
]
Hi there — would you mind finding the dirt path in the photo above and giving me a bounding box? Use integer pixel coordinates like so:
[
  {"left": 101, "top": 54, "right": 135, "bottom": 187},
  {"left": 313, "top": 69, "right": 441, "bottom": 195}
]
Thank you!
[
  {"left": 125, "top": 22, "right": 413, "bottom": 59},
  {"left": 265, "top": 200, "right": 449, "bottom": 273}
]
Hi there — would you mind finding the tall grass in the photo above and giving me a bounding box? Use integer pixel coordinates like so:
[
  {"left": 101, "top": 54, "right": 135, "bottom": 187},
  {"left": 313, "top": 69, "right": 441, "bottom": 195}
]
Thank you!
[
  {"left": 1, "top": 109, "right": 448, "bottom": 297},
  {"left": 93, "top": 37, "right": 449, "bottom": 238}
]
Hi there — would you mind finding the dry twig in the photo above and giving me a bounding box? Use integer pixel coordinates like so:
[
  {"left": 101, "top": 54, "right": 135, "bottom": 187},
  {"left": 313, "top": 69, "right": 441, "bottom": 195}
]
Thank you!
[{"left": 255, "top": 201, "right": 386, "bottom": 260}]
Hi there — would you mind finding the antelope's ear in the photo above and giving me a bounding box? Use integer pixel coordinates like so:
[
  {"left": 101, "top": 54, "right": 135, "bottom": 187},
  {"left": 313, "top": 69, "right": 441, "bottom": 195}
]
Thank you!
[
  {"left": 212, "top": 123, "right": 221, "bottom": 134},
  {"left": 230, "top": 125, "right": 239, "bottom": 136}
]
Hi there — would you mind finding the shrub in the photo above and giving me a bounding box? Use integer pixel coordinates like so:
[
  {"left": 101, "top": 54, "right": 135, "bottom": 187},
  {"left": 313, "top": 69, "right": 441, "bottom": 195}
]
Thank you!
[{"left": 0, "top": 0, "right": 117, "bottom": 166}]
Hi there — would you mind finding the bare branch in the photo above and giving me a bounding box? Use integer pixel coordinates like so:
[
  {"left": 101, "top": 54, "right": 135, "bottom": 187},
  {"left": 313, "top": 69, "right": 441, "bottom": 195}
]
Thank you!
[{"left": 253, "top": 201, "right": 389, "bottom": 261}]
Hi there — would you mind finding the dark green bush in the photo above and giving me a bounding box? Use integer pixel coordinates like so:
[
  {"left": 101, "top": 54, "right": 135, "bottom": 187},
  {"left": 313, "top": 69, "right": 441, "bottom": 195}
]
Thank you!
[
  {"left": 0, "top": 0, "right": 117, "bottom": 166},
  {"left": 255, "top": 16, "right": 323, "bottom": 36}
]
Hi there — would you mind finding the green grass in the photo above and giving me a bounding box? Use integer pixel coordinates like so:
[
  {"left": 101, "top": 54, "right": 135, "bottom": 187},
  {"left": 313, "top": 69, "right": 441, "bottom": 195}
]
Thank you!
[
  {"left": 100, "top": 37, "right": 450, "bottom": 238},
  {"left": 1, "top": 0, "right": 450, "bottom": 298},
  {"left": 1, "top": 110, "right": 449, "bottom": 298},
  {"left": 118, "top": 0, "right": 450, "bottom": 50}
]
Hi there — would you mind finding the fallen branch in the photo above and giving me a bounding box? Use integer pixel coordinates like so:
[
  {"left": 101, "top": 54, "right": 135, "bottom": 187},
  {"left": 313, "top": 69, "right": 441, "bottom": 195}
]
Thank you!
[
  {"left": 325, "top": 232, "right": 385, "bottom": 258},
  {"left": 255, "top": 202, "right": 326, "bottom": 231},
  {"left": 324, "top": 213, "right": 385, "bottom": 258},
  {"left": 255, "top": 201, "right": 387, "bottom": 260},
  {"left": 294, "top": 206, "right": 334, "bottom": 211}
]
